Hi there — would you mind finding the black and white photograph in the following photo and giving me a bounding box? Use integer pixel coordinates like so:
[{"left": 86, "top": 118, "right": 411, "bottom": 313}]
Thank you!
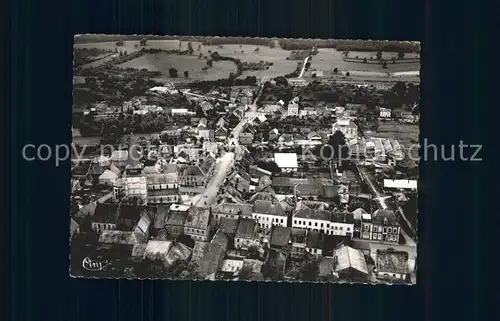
[{"left": 71, "top": 35, "right": 419, "bottom": 284}]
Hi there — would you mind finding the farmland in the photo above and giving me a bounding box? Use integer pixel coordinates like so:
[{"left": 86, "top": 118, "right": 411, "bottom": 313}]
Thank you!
[
  {"left": 371, "top": 120, "right": 420, "bottom": 151},
  {"left": 201, "top": 44, "right": 298, "bottom": 79},
  {"left": 118, "top": 52, "right": 237, "bottom": 82},
  {"left": 308, "top": 48, "right": 420, "bottom": 74}
]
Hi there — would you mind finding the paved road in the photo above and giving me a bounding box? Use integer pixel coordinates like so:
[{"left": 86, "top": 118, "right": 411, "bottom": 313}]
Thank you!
[{"left": 194, "top": 152, "right": 234, "bottom": 207}]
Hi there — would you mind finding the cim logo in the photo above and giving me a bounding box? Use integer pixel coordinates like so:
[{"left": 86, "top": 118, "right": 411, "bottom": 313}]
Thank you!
[{"left": 82, "top": 257, "right": 110, "bottom": 271}]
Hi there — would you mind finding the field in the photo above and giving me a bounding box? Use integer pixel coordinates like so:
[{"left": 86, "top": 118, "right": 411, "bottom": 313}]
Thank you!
[
  {"left": 201, "top": 44, "right": 298, "bottom": 79},
  {"left": 309, "top": 48, "right": 420, "bottom": 74},
  {"left": 118, "top": 52, "right": 237, "bottom": 81}
]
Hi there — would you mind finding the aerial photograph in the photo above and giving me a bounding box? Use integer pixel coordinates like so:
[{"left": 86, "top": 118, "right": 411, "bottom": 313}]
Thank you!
[{"left": 71, "top": 35, "right": 419, "bottom": 284}]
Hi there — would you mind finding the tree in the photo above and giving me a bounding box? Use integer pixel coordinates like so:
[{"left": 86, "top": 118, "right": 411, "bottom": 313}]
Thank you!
[
  {"left": 333, "top": 68, "right": 339, "bottom": 74},
  {"left": 140, "top": 39, "right": 147, "bottom": 46},
  {"left": 363, "top": 57, "right": 367, "bottom": 63},
  {"left": 197, "top": 43, "right": 202, "bottom": 51},
  {"left": 346, "top": 71, "right": 350, "bottom": 77},
  {"left": 376, "top": 51, "right": 383, "bottom": 60},
  {"left": 317, "top": 130, "right": 349, "bottom": 161},
  {"left": 305, "top": 62, "right": 311, "bottom": 69},
  {"left": 398, "top": 51, "right": 405, "bottom": 59},
  {"left": 187, "top": 42, "right": 194, "bottom": 54},
  {"left": 206, "top": 59, "right": 213, "bottom": 67},
  {"left": 247, "top": 245, "right": 261, "bottom": 259},
  {"left": 184, "top": 70, "right": 189, "bottom": 78},
  {"left": 238, "top": 266, "right": 253, "bottom": 280},
  {"left": 392, "top": 57, "right": 396, "bottom": 64},
  {"left": 168, "top": 68, "right": 178, "bottom": 78},
  {"left": 382, "top": 60, "right": 388, "bottom": 69},
  {"left": 268, "top": 40, "right": 275, "bottom": 48},
  {"left": 254, "top": 47, "right": 260, "bottom": 52},
  {"left": 299, "top": 259, "right": 319, "bottom": 281},
  {"left": 343, "top": 50, "right": 349, "bottom": 58}
]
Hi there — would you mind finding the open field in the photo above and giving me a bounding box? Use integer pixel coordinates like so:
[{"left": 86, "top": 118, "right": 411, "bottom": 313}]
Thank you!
[
  {"left": 310, "top": 48, "right": 420, "bottom": 74},
  {"left": 118, "top": 52, "right": 237, "bottom": 81},
  {"left": 202, "top": 44, "right": 298, "bottom": 79}
]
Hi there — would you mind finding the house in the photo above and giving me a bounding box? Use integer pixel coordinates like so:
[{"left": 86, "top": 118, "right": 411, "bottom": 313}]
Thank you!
[
  {"left": 110, "top": 150, "right": 129, "bottom": 168},
  {"left": 143, "top": 240, "right": 173, "bottom": 264},
  {"left": 289, "top": 78, "right": 307, "bottom": 86},
  {"left": 198, "top": 129, "right": 215, "bottom": 141},
  {"left": 332, "top": 118, "right": 358, "bottom": 140},
  {"left": 219, "top": 259, "right": 244, "bottom": 278},
  {"left": 278, "top": 134, "right": 294, "bottom": 145},
  {"left": 268, "top": 128, "right": 280, "bottom": 141},
  {"left": 218, "top": 217, "right": 239, "bottom": 235},
  {"left": 379, "top": 107, "right": 391, "bottom": 118},
  {"left": 165, "top": 210, "right": 187, "bottom": 239},
  {"left": 305, "top": 230, "right": 323, "bottom": 257},
  {"left": 319, "top": 245, "right": 368, "bottom": 281},
  {"left": 273, "top": 153, "right": 298, "bottom": 172},
  {"left": 169, "top": 204, "right": 190, "bottom": 216},
  {"left": 290, "top": 228, "right": 307, "bottom": 258},
  {"left": 152, "top": 205, "right": 169, "bottom": 233},
  {"left": 197, "top": 230, "right": 229, "bottom": 280},
  {"left": 133, "top": 206, "right": 155, "bottom": 240},
  {"left": 252, "top": 200, "right": 288, "bottom": 229},
  {"left": 178, "top": 157, "right": 215, "bottom": 187},
  {"left": 299, "top": 107, "right": 317, "bottom": 117},
  {"left": 211, "top": 202, "right": 253, "bottom": 222},
  {"left": 292, "top": 202, "right": 354, "bottom": 236},
  {"left": 98, "top": 169, "right": 119, "bottom": 186},
  {"left": 321, "top": 234, "right": 352, "bottom": 256},
  {"left": 196, "top": 118, "right": 208, "bottom": 131},
  {"left": 371, "top": 209, "right": 400, "bottom": 243},
  {"left": 165, "top": 241, "right": 192, "bottom": 266},
  {"left": 234, "top": 218, "right": 259, "bottom": 250},
  {"left": 216, "top": 117, "right": 229, "bottom": 128},
  {"left": 294, "top": 183, "right": 337, "bottom": 201},
  {"left": 383, "top": 179, "right": 418, "bottom": 190},
  {"left": 375, "top": 249, "right": 409, "bottom": 282},
  {"left": 122, "top": 170, "right": 147, "bottom": 201},
  {"left": 91, "top": 203, "right": 119, "bottom": 232},
  {"left": 116, "top": 204, "right": 144, "bottom": 231},
  {"left": 226, "top": 167, "right": 252, "bottom": 194},
  {"left": 269, "top": 226, "right": 292, "bottom": 250},
  {"left": 146, "top": 173, "right": 179, "bottom": 205},
  {"left": 214, "top": 126, "right": 228, "bottom": 140},
  {"left": 185, "top": 207, "right": 211, "bottom": 242}
]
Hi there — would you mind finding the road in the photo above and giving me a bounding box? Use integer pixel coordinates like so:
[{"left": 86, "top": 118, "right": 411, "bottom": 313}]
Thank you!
[
  {"left": 193, "top": 152, "right": 234, "bottom": 207},
  {"left": 298, "top": 56, "right": 311, "bottom": 78},
  {"left": 357, "top": 165, "right": 417, "bottom": 248}
]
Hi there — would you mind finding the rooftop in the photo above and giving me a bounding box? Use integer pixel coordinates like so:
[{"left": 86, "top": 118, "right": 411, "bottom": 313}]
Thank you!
[
  {"left": 306, "top": 230, "right": 323, "bottom": 248},
  {"left": 198, "top": 231, "right": 229, "bottom": 278},
  {"left": 165, "top": 242, "right": 192, "bottom": 266},
  {"left": 235, "top": 218, "right": 257, "bottom": 239},
  {"left": 92, "top": 203, "right": 119, "bottom": 224},
  {"left": 211, "top": 202, "right": 253, "bottom": 217},
  {"left": 154, "top": 205, "right": 169, "bottom": 229},
  {"left": 144, "top": 240, "right": 173, "bottom": 261},
  {"left": 372, "top": 209, "right": 399, "bottom": 226},
  {"left": 333, "top": 245, "right": 368, "bottom": 275},
  {"left": 376, "top": 249, "right": 409, "bottom": 274},
  {"left": 218, "top": 218, "right": 239, "bottom": 235},
  {"left": 191, "top": 241, "right": 209, "bottom": 262},
  {"left": 274, "top": 153, "right": 298, "bottom": 168},
  {"left": 253, "top": 200, "right": 287, "bottom": 217},
  {"left": 98, "top": 230, "right": 142, "bottom": 245},
  {"left": 166, "top": 211, "right": 187, "bottom": 226},
  {"left": 270, "top": 226, "right": 292, "bottom": 247},
  {"left": 185, "top": 207, "right": 211, "bottom": 230},
  {"left": 169, "top": 204, "right": 190, "bottom": 212},
  {"left": 291, "top": 228, "right": 307, "bottom": 244}
]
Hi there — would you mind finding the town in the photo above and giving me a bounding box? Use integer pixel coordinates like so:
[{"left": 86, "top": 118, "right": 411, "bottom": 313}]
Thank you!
[{"left": 71, "top": 35, "right": 419, "bottom": 284}]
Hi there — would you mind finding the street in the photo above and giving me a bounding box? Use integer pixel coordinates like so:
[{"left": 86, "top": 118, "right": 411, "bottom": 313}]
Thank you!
[
  {"left": 194, "top": 152, "right": 234, "bottom": 207},
  {"left": 357, "top": 165, "right": 417, "bottom": 248},
  {"left": 298, "top": 56, "right": 311, "bottom": 78}
]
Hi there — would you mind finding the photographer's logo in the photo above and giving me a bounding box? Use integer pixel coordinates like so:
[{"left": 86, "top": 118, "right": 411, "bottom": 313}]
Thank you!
[{"left": 82, "top": 257, "right": 110, "bottom": 271}]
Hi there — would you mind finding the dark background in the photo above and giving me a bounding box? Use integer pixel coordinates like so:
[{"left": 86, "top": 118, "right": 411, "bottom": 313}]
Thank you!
[{"left": 4, "top": 0, "right": 491, "bottom": 320}]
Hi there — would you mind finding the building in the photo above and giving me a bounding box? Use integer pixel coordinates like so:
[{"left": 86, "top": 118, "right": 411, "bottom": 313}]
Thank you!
[
  {"left": 98, "top": 169, "right": 119, "bottom": 186},
  {"left": 211, "top": 202, "right": 253, "bottom": 222},
  {"left": 122, "top": 167, "right": 147, "bottom": 201},
  {"left": 91, "top": 203, "right": 119, "bottom": 232},
  {"left": 371, "top": 209, "right": 400, "bottom": 244},
  {"left": 305, "top": 230, "right": 323, "bottom": 257},
  {"left": 287, "top": 103, "right": 299, "bottom": 117},
  {"left": 290, "top": 228, "right": 307, "bottom": 258},
  {"left": 269, "top": 226, "right": 292, "bottom": 250},
  {"left": 273, "top": 153, "right": 298, "bottom": 173},
  {"left": 197, "top": 231, "right": 229, "bottom": 280},
  {"left": 375, "top": 249, "right": 409, "bottom": 282},
  {"left": 218, "top": 217, "right": 239, "bottom": 235},
  {"left": 289, "top": 78, "right": 307, "bottom": 86},
  {"left": 184, "top": 207, "right": 211, "bottom": 242},
  {"left": 117, "top": 204, "right": 144, "bottom": 231},
  {"left": 198, "top": 129, "right": 215, "bottom": 141},
  {"left": 383, "top": 179, "right": 418, "bottom": 190},
  {"left": 319, "top": 245, "right": 368, "bottom": 281},
  {"left": 165, "top": 210, "right": 187, "bottom": 239},
  {"left": 332, "top": 118, "right": 358, "bottom": 140},
  {"left": 252, "top": 200, "right": 288, "bottom": 229},
  {"left": 379, "top": 107, "right": 391, "bottom": 118},
  {"left": 294, "top": 183, "right": 337, "bottom": 201},
  {"left": 178, "top": 157, "right": 215, "bottom": 187},
  {"left": 146, "top": 173, "right": 179, "bottom": 205},
  {"left": 234, "top": 218, "right": 259, "bottom": 250},
  {"left": 110, "top": 150, "right": 129, "bottom": 168},
  {"left": 165, "top": 242, "right": 192, "bottom": 266},
  {"left": 292, "top": 202, "right": 354, "bottom": 236}
]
